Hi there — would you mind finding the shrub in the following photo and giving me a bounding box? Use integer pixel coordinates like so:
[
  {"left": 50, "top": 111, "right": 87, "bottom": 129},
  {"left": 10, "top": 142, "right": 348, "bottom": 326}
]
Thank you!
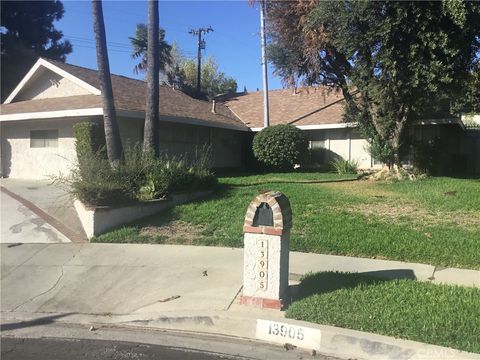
[
  {"left": 62, "top": 142, "right": 217, "bottom": 206},
  {"left": 69, "top": 151, "right": 136, "bottom": 206},
  {"left": 252, "top": 124, "right": 308, "bottom": 170},
  {"left": 73, "top": 121, "right": 106, "bottom": 160},
  {"left": 331, "top": 158, "right": 359, "bottom": 175},
  {"left": 366, "top": 135, "right": 395, "bottom": 168}
]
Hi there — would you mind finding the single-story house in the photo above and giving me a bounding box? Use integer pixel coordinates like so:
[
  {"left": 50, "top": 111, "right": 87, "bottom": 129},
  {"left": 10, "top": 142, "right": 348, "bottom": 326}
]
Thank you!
[
  {"left": 1, "top": 58, "right": 479, "bottom": 179},
  {"left": 0, "top": 58, "right": 249, "bottom": 179},
  {"left": 219, "top": 88, "right": 480, "bottom": 174}
]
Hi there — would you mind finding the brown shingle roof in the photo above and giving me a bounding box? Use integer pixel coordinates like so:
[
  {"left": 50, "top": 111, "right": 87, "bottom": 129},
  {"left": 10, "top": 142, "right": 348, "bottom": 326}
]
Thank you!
[
  {"left": 0, "top": 95, "right": 101, "bottom": 114},
  {"left": 220, "top": 87, "right": 347, "bottom": 128},
  {"left": 0, "top": 59, "right": 248, "bottom": 131}
]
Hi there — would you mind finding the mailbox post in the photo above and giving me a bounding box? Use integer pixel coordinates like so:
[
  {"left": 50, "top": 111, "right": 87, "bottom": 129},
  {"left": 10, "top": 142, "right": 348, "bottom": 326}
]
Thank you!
[{"left": 241, "top": 191, "right": 292, "bottom": 309}]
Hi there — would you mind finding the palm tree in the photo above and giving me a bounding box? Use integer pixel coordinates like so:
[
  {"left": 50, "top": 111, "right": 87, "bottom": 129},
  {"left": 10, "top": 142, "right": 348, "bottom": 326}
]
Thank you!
[
  {"left": 91, "top": 0, "right": 123, "bottom": 165},
  {"left": 129, "top": 23, "right": 172, "bottom": 75},
  {"left": 143, "top": 0, "right": 160, "bottom": 155}
]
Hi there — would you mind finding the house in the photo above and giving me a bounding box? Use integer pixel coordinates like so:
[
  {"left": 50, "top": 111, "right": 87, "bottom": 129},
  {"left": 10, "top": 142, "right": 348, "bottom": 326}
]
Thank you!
[
  {"left": 219, "top": 88, "right": 480, "bottom": 174},
  {"left": 1, "top": 58, "right": 479, "bottom": 179},
  {"left": 218, "top": 87, "right": 375, "bottom": 169},
  {"left": 0, "top": 58, "right": 249, "bottom": 179}
]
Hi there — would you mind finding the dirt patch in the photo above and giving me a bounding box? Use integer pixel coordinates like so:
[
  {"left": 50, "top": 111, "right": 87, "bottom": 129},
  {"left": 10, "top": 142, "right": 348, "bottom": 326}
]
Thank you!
[
  {"left": 321, "top": 181, "right": 400, "bottom": 199},
  {"left": 335, "top": 202, "right": 480, "bottom": 229},
  {"left": 140, "top": 220, "right": 205, "bottom": 244},
  {"left": 320, "top": 181, "right": 480, "bottom": 229}
]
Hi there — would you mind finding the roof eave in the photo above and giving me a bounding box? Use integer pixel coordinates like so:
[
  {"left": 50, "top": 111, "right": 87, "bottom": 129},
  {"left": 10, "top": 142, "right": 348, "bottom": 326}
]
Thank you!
[
  {"left": 0, "top": 108, "right": 250, "bottom": 132},
  {"left": 414, "top": 117, "right": 465, "bottom": 131},
  {"left": 0, "top": 108, "right": 103, "bottom": 121},
  {"left": 250, "top": 122, "right": 355, "bottom": 132}
]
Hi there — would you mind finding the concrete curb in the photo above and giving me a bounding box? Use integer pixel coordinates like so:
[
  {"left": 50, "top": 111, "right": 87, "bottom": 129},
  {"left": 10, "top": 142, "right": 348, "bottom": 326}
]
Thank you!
[{"left": 2, "top": 311, "right": 479, "bottom": 360}]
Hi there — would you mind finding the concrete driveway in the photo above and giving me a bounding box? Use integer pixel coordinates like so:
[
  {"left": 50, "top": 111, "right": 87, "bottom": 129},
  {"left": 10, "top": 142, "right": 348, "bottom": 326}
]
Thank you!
[
  {"left": 1, "top": 179, "right": 86, "bottom": 243},
  {"left": 1, "top": 191, "right": 69, "bottom": 243}
]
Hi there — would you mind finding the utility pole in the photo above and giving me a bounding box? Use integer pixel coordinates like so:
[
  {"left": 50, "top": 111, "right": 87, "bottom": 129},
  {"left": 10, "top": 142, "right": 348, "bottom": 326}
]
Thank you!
[
  {"left": 188, "top": 26, "right": 214, "bottom": 96},
  {"left": 260, "top": 0, "right": 270, "bottom": 127}
]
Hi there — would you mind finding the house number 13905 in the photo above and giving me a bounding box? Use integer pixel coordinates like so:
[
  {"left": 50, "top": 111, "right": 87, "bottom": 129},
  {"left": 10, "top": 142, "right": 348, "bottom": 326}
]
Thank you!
[
  {"left": 268, "top": 323, "right": 304, "bottom": 340},
  {"left": 256, "top": 239, "right": 268, "bottom": 290}
]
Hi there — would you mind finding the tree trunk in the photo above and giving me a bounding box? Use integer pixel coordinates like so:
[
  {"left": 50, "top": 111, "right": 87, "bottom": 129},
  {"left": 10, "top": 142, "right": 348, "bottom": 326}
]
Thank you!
[
  {"left": 143, "top": 0, "right": 160, "bottom": 156},
  {"left": 390, "top": 108, "right": 409, "bottom": 167},
  {"left": 92, "top": 0, "right": 123, "bottom": 165}
]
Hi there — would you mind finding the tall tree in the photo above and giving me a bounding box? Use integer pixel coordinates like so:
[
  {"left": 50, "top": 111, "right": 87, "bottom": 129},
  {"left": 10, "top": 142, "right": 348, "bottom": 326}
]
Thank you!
[
  {"left": 129, "top": 23, "right": 172, "bottom": 75},
  {"left": 143, "top": 0, "right": 160, "bottom": 155},
  {"left": 451, "top": 63, "right": 480, "bottom": 115},
  {"left": 0, "top": 0, "right": 72, "bottom": 101},
  {"left": 91, "top": 0, "right": 123, "bottom": 165},
  {"left": 162, "top": 42, "right": 186, "bottom": 87},
  {"left": 179, "top": 56, "right": 237, "bottom": 100},
  {"left": 267, "top": 1, "right": 480, "bottom": 171},
  {"left": 130, "top": 32, "right": 237, "bottom": 101}
]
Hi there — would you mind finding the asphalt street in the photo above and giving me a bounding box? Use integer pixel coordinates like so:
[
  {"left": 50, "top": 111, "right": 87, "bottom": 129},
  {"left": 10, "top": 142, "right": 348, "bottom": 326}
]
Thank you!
[
  {"left": 1, "top": 323, "right": 338, "bottom": 360},
  {"left": 1, "top": 337, "right": 252, "bottom": 360}
]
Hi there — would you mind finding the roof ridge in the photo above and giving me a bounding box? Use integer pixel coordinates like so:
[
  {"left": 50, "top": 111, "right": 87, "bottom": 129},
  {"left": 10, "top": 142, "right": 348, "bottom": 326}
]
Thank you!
[
  {"left": 44, "top": 58, "right": 228, "bottom": 103},
  {"left": 45, "top": 58, "right": 145, "bottom": 83}
]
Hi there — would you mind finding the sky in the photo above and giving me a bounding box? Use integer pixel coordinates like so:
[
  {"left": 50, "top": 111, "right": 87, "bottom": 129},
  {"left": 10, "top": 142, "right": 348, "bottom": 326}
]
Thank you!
[{"left": 57, "top": 0, "right": 284, "bottom": 91}]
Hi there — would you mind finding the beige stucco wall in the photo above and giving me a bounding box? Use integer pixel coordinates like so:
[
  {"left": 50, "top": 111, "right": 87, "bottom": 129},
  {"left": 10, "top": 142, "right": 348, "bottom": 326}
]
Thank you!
[
  {"left": 1, "top": 116, "right": 244, "bottom": 179},
  {"left": 15, "top": 69, "right": 91, "bottom": 101},
  {"left": 307, "top": 128, "right": 376, "bottom": 169},
  {"left": 0, "top": 118, "right": 85, "bottom": 179},
  {"left": 158, "top": 121, "right": 243, "bottom": 168}
]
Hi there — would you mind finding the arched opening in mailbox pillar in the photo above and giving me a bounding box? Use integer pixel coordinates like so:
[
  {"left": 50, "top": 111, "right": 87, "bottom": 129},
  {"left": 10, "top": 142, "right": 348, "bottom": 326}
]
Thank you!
[
  {"left": 252, "top": 202, "right": 273, "bottom": 227},
  {"left": 241, "top": 191, "right": 292, "bottom": 310}
]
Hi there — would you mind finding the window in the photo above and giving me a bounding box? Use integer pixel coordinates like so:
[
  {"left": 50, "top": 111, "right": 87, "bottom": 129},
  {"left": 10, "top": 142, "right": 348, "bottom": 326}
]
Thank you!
[{"left": 30, "top": 130, "right": 58, "bottom": 148}]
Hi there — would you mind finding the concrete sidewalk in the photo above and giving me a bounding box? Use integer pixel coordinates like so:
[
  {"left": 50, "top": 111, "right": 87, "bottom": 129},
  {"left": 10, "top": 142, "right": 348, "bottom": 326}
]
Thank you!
[{"left": 2, "top": 243, "right": 479, "bottom": 360}]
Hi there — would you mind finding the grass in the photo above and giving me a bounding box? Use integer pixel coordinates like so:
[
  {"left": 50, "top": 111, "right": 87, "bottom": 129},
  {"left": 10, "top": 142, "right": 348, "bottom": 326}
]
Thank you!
[
  {"left": 286, "top": 271, "right": 480, "bottom": 353},
  {"left": 93, "top": 173, "right": 480, "bottom": 269}
]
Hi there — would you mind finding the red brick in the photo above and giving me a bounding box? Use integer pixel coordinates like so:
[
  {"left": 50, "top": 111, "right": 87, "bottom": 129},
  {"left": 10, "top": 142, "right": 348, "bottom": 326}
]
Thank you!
[
  {"left": 240, "top": 295, "right": 282, "bottom": 310},
  {"left": 243, "top": 225, "right": 263, "bottom": 234},
  {"left": 263, "top": 228, "right": 283, "bottom": 236}
]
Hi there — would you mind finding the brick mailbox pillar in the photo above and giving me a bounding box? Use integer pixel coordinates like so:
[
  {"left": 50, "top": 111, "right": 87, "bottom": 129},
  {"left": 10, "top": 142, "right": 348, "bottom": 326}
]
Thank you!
[{"left": 241, "top": 191, "right": 292, "bottom": 310}]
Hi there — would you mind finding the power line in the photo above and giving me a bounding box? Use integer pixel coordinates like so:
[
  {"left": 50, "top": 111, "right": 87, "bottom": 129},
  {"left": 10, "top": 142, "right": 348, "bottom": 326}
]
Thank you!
[
  {"left": 66, "top": 33, "right": 197, "bottom": 58},
  {"left": 73, "top": 44, "right": 131, "bottom": 54}
]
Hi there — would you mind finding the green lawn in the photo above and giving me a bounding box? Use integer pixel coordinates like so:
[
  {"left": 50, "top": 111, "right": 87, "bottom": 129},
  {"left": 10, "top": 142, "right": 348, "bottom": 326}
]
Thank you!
[
  {"left": 286, "top": 271, "right": 480, "bottom": 353},
  {"left": 93, "top": 173, "right": 480, "bottom": 269}
]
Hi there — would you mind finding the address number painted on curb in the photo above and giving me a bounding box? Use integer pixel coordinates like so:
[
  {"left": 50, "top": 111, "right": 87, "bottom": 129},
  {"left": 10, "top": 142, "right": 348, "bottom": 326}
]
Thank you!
[{"left": 256, "top": 319, "right": 322, "bottom": 350}]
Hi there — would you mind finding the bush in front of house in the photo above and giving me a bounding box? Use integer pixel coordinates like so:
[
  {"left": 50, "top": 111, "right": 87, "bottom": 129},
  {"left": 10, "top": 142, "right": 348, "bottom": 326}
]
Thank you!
[
  {"left": 70, "top": 147, "right": 216, "bottom": 206},
  {"left": 331, "top": 158, "right": 359, "bottom": 175},
  {"left": 64, "top": 122, "right": 217, "bottom": 206},
  {"left": 71, "top": 122, "right": 127, "bottom": 205},
  {"left": 73, "top": 121, "right": 106, "bottom": 161},
  {"left": 252, "top": 124, "right": 309, "bottom": 170},
  {"left": 69, "top": 147, "right": 143, "bottom": 206}
]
